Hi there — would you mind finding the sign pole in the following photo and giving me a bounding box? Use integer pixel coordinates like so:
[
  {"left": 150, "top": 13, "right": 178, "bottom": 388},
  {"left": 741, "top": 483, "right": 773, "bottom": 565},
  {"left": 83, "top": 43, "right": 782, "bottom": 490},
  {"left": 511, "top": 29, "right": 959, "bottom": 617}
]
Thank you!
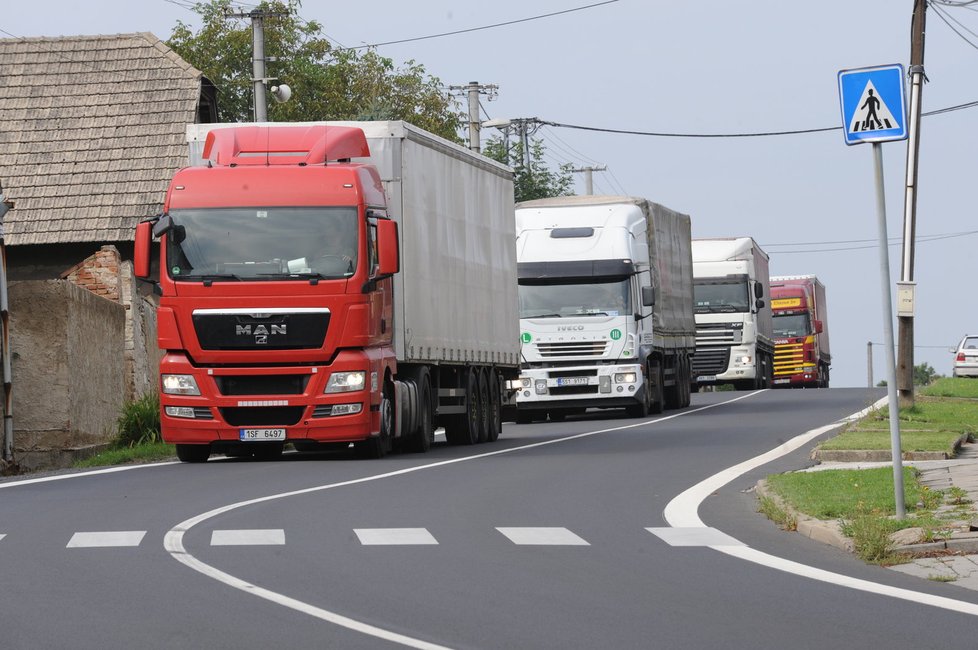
[{"left": 872, "top": 142, "right": 905, "bottom": 518}]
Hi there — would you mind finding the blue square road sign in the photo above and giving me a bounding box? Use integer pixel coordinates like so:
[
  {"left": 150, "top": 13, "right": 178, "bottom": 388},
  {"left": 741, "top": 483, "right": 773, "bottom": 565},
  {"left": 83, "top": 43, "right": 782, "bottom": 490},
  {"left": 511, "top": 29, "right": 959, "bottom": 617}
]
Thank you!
[{"left": 837, "top": 64, "right": 908, "bottom": 145}]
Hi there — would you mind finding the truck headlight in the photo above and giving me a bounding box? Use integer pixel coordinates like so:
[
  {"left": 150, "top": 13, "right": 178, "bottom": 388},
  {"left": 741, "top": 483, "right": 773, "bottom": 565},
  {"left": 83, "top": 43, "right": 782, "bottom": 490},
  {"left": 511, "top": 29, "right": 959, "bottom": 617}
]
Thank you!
[
  {"left": 162, "top": 374, "right": 200, "bottom": 396},
  {"left": 615, "top": 372, "right": 637, "bottom": 383},
  {"left": 325, "top": 371, "right": 366, "bottom": 393}
]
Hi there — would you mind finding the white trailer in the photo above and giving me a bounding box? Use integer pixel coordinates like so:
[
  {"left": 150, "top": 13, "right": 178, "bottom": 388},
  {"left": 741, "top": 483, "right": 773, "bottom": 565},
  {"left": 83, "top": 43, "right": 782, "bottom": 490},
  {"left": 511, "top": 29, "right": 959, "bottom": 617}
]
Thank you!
[
  {"left": 514, "top": 195, "right": 696, "bottom": 421},
  {"left": 691, "top": 237, "right": 775, "bottom": 390}
]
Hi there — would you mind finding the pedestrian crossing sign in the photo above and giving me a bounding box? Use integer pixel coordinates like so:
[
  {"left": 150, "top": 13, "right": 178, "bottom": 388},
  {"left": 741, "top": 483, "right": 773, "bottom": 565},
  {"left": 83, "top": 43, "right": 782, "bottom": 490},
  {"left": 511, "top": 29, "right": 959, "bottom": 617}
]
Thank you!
[{"left": 837, "top": 64, "right": 907, "bottom": 145}]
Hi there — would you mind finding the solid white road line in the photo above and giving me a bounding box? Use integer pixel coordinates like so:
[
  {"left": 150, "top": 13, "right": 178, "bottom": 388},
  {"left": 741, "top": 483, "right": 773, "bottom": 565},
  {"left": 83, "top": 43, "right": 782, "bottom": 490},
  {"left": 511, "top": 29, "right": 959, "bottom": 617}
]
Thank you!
[
  {"left": 67, "top": 531, "right": 146, "bottom": 548},
  {"left": 661, "top": 397, "right": 978, "bottom": 618},
  {"left": 164, "top": 392, "right": 763, "bottom": 649},
  {"left": 211, "top": 529, "right": 286, "bottom": 546},
  {"left": 496, "top": 527, "right": 590, "bottom": 546},
  {"left": 0, "top": 462, "right": 181, "bottom": 490},
  {"left": 354, "top": 528, "right": 439, "bottom": 545},
  {"left": 646, "top": 526, "right": 743, "bottom": 547}
]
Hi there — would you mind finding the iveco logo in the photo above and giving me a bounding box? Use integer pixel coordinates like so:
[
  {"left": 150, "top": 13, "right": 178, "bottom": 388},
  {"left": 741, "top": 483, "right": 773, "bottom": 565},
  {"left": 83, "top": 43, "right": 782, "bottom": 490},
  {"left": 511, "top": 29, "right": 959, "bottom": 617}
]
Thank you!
[{"left": 557, "top": 325, "right": 585, "bottom": 331}]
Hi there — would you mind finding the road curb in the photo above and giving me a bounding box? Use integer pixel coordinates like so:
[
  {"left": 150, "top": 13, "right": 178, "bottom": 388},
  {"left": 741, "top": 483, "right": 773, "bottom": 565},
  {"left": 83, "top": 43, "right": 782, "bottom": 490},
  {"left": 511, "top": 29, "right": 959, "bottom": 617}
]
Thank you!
[{"left": 755, "top": 479, "right": 853, "bottom": 552}]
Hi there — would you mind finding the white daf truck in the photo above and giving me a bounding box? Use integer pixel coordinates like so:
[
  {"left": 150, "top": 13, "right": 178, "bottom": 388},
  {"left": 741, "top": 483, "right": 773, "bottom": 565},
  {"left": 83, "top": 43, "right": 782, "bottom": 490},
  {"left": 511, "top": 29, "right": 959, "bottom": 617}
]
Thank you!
[
  {"left": 691, "top": 237, "right": 774, "bottom": 390},
  {"left": 513, "top": 195, "right": 696, "bottom": 422}
]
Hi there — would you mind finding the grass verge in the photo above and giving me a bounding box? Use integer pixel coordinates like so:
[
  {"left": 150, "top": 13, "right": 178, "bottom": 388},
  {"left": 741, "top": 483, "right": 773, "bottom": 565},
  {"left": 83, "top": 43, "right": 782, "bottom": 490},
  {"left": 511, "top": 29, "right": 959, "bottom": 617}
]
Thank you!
[{"left": 762, "top": 377, "right": 978, "bottom": 564}]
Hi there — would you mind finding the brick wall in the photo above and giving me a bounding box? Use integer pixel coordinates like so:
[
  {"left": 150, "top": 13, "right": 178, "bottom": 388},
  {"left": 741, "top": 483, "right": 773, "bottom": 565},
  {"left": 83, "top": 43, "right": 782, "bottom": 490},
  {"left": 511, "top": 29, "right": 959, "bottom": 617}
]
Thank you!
[{"left": 60, "top": 245, "right": 120, "bottom": 301}]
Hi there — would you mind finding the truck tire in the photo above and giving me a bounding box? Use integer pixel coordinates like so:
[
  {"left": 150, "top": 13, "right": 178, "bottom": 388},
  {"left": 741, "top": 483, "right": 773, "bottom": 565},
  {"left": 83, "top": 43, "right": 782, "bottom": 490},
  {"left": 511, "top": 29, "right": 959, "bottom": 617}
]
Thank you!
[
  {"left": 487, "top": 370, "right": 501, "bottom": 442},
  {"left": 403, "top": 370, "right": 434, "bottom": 453},
  {"left": 650, "top": 362, "right": 665, "bottom": 414},
  {"left": 356, "top": 378, "right": 394, "bottom": 458},
  {"left": 445, "top": 368, "right": 480, "bottom": 445},
  {"left": 176, "top": 444, "right": 210, "bottom": 463},
  {"left": 476, "top": 368, "right": 491, "bottom": 443}
]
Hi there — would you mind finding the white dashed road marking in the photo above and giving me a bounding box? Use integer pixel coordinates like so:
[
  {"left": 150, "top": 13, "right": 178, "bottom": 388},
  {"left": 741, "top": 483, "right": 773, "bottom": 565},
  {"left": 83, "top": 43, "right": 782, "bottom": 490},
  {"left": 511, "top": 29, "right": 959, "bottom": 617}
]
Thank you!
[
  {"left": 496, "top": 527, "right": 590, "bottom": 546},
  {"left": 646, "top": 526, "right": 744, "bottom": 547},
  {"left": 67, "top": 531, "right": 146, "bottom": 548},
  {"left": 211, "top": 529, "right": 286, "bottom": 546},
  {"left": 354, "top": 528, "right": 438, "bottom": 545}
]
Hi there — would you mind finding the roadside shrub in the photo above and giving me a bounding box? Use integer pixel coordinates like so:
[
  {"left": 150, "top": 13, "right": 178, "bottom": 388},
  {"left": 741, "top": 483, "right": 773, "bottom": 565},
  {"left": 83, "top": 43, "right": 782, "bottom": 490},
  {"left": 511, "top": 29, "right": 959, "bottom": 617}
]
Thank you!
[{"left": 116, "top": 392, "right": 161, "bottom": 447}]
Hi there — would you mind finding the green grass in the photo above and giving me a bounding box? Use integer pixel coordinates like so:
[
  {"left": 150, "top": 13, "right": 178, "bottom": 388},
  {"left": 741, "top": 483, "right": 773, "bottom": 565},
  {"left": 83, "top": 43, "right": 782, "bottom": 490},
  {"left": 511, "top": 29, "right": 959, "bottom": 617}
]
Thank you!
[
  {"left": 764, "top": 378, "right": 978, "bottom": 563},
  {"left": 764, "top": 467, "right": 923, "bottom": 520},
  {"left": 921, "top": 377, "right": 978, "bottom": 399},
  {"left": 818, "top": 389, "right": 978, "bottom": 452},
  {"left": 74, "top": 442, "right": 176, "bottom": 468}
]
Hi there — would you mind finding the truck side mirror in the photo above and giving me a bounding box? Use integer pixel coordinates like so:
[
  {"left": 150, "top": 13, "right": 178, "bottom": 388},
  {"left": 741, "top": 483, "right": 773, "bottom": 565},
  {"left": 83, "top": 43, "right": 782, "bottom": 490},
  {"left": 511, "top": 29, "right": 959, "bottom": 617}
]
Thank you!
[
  {"left": 755, "top": 299, "right": 765, "bottom": 310},
  {"left": 755, "top": 281, "right": 764, "bottom": 299},
  {"left": 641, "top": 285, "right": 655, "bottom": 307},
  {"left": 814, "top": 320, "right": 823, "bottom": 334},
  {"left": 134, "top": 221, "right": 152, "bottom": 279},
  {"left": 376, "top": 219, "right": 399, "bottom": 277}
]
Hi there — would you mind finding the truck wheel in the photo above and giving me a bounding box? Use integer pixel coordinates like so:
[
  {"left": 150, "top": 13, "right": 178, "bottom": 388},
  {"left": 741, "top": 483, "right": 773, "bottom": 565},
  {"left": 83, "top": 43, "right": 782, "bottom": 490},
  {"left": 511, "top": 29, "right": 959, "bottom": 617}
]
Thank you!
[
  {"left": 357, "top": 378, "right": 394, "bottom": 458},
  {"left": 445, "top": 368, "right": 480, "bottom": 445},
  {"left": 487, "top": 370, "right": 501, "bottom": 442},
  {"left": 404, "top": 370, "right": 434, "bottom": 453},
  {"left": 176, "top": 444, "right": 210, "bottom": 463},
  {"left": 476, "top": 368, "right": 491, "bottom": 443},
  {"left": 650, "top": 362, "right": 665, "bottom": 414}
]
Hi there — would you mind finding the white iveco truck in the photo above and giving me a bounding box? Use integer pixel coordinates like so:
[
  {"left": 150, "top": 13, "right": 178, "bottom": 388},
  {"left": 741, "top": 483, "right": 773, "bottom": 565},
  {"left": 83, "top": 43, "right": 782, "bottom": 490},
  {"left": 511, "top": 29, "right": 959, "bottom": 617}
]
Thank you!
[
  {"left": 513, "top": 195, "right": 696, "bottom": 422},
  {"left": 691, "top": 237, "right": 774, "bottom": 390}
]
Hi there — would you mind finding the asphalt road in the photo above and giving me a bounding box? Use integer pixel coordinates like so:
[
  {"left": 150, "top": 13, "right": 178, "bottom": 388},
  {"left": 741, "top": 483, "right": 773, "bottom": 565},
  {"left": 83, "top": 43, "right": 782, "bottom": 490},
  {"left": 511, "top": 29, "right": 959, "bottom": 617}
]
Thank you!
[{"left": 3, "top": 387, "right": 978, "bottom": 649}]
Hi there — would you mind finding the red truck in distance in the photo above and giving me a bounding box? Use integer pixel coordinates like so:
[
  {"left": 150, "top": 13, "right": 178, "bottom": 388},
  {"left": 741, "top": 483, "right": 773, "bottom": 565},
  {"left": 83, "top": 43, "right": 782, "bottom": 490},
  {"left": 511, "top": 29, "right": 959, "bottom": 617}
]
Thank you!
[
  {"left": 134, "top": 122, "right": 519, "bottom": 462},
  {"left": 770, "top": 275, "right": 831, "bottom": 388}
]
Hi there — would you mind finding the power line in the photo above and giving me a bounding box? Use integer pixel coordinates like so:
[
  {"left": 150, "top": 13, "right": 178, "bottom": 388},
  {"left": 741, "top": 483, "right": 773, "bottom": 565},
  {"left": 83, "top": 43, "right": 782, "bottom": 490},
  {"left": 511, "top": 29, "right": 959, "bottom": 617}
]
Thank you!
[
  {"left": 539, "top": 98, "right": 978, "bottom": 139},
  {"left": 929, "top": 1, "right": 978, "bottom": 49},
  {"left": 764, "top": 229, "right": 978, "bottom": 247},
  {"left": 343, "top": 0, "right": 619, "bottom": 50}
]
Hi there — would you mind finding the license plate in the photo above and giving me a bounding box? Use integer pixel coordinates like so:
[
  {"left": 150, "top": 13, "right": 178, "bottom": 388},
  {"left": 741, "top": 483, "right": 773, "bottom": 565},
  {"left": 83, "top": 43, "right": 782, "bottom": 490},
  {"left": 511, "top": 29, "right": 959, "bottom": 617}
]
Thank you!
[
  {"left": 556, "top": 377, "right": 589, "bottom": 386},
  {"left": 773, "top": 378, "right": 790, "bottom": 385},
  {"left": 239, "top": 428, "right": 286, "bottom": 441},
  {"left": 697, "top": 375, "right": 716, "bottom": 383}
]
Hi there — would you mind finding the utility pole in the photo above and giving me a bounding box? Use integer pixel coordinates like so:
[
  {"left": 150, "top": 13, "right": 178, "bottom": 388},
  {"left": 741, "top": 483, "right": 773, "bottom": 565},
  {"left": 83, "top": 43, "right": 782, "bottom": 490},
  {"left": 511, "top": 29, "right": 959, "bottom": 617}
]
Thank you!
[
  {"left": 0, "top": 181, "right": 13, "bottom": 465},
  {"left": 897, "top": 0, "right": 927, "bottom": 408},
  {"left": 867, "top": 341, "right": 874, "bottom": 388},
  {"left": 449, "top": 81, "right": 498, "bottom": 152},
  {"left": 571, "top": 165, "right": 607, "bottom": 195},
  {"left": 227, "top": 7, "right": 287, "bottom": 122}
]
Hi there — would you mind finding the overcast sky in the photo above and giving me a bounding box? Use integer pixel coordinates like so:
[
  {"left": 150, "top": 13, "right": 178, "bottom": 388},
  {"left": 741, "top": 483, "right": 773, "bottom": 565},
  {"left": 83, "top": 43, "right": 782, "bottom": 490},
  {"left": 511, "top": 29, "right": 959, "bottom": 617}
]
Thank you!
[{"left": 5, "top": 0, "right": 976, "bottom": 388}]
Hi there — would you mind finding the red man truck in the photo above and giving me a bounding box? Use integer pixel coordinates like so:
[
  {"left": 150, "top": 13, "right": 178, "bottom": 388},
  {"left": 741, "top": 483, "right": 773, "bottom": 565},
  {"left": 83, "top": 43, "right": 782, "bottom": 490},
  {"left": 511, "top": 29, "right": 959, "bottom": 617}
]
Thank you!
[
  {"left": 770, "top": 275, "right": 831, "bottom": 388},
  {"left": 134, "top": 122, "right": 519, "bottom": 462}
]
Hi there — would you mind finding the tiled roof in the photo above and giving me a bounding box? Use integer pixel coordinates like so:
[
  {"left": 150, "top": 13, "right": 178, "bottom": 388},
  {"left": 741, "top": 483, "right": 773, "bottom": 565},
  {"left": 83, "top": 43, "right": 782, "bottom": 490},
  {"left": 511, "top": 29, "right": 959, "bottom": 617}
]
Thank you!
[{"left": 0, "top": 33, "right": 212, "bottom": 245}]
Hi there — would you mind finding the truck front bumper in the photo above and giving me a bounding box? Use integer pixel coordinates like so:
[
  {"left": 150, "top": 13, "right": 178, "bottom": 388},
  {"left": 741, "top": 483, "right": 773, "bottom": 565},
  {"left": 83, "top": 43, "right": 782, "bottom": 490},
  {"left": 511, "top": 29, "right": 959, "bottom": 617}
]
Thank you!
[
  {"left": 158, "top": 351, "right": 378, "bottom": 445},
  {"left": 514, "top": 363, "right": 645, "bottom": 412}
]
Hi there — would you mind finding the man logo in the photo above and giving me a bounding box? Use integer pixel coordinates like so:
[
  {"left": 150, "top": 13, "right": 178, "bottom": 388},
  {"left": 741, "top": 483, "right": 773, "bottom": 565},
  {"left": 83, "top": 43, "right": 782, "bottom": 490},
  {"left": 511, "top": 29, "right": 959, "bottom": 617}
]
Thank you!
[{"left": 236, "top": 324, "right": 285, "bottom": 345}]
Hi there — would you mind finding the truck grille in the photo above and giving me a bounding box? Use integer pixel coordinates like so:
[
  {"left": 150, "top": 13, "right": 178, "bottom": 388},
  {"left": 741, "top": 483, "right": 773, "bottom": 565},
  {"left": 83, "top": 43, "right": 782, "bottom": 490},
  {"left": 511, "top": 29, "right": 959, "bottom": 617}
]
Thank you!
[
  {"left": 193, "top": 311, "right": 330, "bottom": 351},
  {"left": 215, "top": 375, "right": 309, "bottom": 396},
  {"left": 219, "top": 406, "right": 305, "bottom": 426},
  {"left": 535, "top": 341, "right": 608, "bottom": 358},
  {"left": 774, "top": 342, "right": 805, "bottom": 376},
  {"left": 695, "top": 325, "right": 742, "bottom": 345},
  {"left": 692, "top": 347, "right": 730, "bottom": 376}
]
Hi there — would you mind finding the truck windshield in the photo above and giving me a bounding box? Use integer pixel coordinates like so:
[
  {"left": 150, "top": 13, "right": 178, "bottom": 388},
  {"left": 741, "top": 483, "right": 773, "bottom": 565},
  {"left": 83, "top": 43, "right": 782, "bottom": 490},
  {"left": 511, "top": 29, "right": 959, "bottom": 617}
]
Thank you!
[
  {"left": 773, "top": 313, "right": 811, "bottom": 338},
  {"left": 519, "top": 278, "right": 630, "bottom": 318},
  {"left": 693, "top": 281, "right": 749, "bottom": 313},
  {"left": 165, "top": 207, "right": 359, "bottom": 281}
]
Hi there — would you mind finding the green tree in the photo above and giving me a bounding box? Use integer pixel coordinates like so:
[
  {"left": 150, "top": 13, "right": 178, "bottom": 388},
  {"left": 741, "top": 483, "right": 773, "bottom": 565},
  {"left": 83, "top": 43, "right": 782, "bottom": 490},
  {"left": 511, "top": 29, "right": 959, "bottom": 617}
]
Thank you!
[
  {"left": 166, "top": 0, "right": 462, "bottom": 140},
  {"left": 483, "top": 135, "right": 574, "bottom": 203},
  {"left": 913, "top": 362, "right": 941, "bottom": 386}
]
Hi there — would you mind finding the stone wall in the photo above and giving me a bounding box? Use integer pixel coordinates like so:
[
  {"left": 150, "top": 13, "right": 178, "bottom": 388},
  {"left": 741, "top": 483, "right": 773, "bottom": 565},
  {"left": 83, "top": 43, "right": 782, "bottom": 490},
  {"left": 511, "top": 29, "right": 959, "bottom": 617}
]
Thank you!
[{"left": 9, "top": 280, "right": 126, "bottom": 471}]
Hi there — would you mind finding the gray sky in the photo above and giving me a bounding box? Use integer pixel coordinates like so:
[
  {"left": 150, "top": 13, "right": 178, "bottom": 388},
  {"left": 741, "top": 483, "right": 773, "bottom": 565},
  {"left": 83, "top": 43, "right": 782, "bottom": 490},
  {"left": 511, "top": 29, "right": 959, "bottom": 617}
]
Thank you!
[{"left": 5, "top": 1, "right": 976, "bottom": 388}]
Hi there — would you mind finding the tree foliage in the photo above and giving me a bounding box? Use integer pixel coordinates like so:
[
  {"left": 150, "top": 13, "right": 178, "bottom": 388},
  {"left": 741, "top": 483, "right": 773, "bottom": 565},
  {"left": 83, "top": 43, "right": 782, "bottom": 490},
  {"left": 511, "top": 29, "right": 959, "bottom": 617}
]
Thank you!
[
  {"left": 166, "top": 0, "right": 462, "bottom": 140},
  {"left": 483, "top": 135, "right": 574, "bottom": 203}
]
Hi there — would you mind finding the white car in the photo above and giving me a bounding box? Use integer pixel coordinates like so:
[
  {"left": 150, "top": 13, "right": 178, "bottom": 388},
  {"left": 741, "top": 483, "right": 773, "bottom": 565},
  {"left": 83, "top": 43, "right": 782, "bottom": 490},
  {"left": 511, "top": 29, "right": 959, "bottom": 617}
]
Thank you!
[{"left": 952, "top": 335, "right": 978, "bottom": 378}]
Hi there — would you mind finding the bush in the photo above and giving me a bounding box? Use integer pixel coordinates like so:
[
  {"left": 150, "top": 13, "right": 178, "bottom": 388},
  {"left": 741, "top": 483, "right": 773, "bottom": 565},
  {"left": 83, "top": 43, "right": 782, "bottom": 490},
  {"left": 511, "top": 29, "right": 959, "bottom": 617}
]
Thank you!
[{"left": 116, "top": 392, "right": 161, "bottom": 447}]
